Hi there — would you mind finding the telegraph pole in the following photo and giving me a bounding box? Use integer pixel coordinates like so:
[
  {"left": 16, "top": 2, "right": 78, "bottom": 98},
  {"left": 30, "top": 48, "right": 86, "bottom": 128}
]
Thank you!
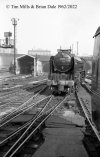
[
  {"left": 36, "top": 54, "right": 38, "bottom": 76},
  {"left": 11, "top": 18, "right": 18, "bottom": 74},
  {"left": 72, "top": 44, "right": 73, "bottom": 54}
]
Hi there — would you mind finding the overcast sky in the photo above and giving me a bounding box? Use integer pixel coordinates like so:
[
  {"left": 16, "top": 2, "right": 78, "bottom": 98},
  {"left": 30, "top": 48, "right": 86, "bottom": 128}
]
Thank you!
[{"left": 0, "top": 0, "right": 100, "bottom": 56}]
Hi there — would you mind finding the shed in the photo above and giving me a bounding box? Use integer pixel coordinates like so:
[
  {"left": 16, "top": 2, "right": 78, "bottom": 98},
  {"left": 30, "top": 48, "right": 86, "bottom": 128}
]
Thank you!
[{"left": 16, "top": 55, "right": 35, "bottom": 75}]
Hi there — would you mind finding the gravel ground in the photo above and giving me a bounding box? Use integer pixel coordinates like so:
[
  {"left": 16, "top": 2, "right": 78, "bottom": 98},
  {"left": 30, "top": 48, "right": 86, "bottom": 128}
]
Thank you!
[{"left": 54, "top": 93, "right": 85, "bottom": 127}]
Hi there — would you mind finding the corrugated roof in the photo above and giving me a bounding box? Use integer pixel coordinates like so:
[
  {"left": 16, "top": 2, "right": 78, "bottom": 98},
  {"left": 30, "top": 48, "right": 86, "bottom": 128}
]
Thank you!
[{"left": 16, "top": 54, "right": 35, "bottom": 60}]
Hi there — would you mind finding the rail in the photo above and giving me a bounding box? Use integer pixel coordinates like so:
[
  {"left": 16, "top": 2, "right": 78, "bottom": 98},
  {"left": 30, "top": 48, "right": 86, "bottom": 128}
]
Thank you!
[
  {"left": 3, "top": 95, "right": 68, "bottom": 157},
  {"left": 76, "top": 91, "right": 100, "bottom": 142}
]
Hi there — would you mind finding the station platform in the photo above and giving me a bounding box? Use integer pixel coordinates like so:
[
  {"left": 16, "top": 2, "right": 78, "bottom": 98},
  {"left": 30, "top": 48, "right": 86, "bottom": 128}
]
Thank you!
[{"left": 33, "top": 115, "right": 88, "bottom": 157}]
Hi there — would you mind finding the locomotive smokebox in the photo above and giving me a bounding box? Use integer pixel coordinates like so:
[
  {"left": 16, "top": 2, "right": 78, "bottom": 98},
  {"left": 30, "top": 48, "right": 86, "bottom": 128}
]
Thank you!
[{"left": 53, "top": 50, "right": 74, "bottom": 73}]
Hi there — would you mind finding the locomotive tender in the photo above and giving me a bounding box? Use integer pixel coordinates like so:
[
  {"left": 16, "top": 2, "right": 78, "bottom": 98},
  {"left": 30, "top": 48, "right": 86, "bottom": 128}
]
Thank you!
[
  {"left": 48, "top": 49, "right": 85, "bottom": 94},
  {"left": 92, "top": 26, "right": 100, "bottom": 131}
]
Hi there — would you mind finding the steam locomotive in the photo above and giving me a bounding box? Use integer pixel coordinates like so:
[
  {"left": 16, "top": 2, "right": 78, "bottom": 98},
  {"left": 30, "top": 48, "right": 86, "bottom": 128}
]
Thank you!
[{"left": 48, "top": 49, "right": 85, "bottom": 94}]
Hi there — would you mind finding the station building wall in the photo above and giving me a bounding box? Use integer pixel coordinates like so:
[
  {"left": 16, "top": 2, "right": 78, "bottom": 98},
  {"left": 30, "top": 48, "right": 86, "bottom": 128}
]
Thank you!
[
  {"left": 37, "top": 60, "right": 43, "bottom": 75},
  {"left": 0, "top": 53, "right": 14, "bottom": 70},
  {"left": 0, "top": 53, "right": 22, "bottom": 70}
]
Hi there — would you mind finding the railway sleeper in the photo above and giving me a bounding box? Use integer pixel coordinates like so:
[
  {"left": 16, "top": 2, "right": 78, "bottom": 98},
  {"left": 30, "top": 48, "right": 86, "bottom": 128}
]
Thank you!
[
  {"left": 0, "top": 129, "right": 26, "bottom": 147},
  {"left": 15, "top": 132, "right": 45, "bottom": 156},
  {"left": 5, "top": 128, "right": 44, "bottom": 156},
  {"left": 10, "top": 121, "right": 26, "bottom": 126},
  {"left": 0, "top": 124, "right": 20, "bottom": 132}
]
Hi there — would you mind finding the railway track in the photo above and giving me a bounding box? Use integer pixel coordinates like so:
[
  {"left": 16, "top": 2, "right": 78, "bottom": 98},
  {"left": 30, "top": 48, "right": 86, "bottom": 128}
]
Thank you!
[
  {"left": 0, "top": 73, "right": 47, "bottom": 90},
  {"left": 0, "top": 87, "right": 51, "bottom": 156},
  {"left": 0, "top": 83, "right": 46, "bottom": 116},
  {"left": 0, "top": 78, "right": 47, "bottom": 98},
  {"left": 0, "top": 76, "right": 47, "bottom": 92},
  {"left": 76, "top": 87, "right": 100, "bottom": 157},
  {"left": 82, "top": 82, "right": 100, "bottom": 98},
  {"left": 0, "top": 83, "right": 48, "bottom": 122},
  {"left": 0, "top": 80, "right": 47, "bottom": 102},
  {"left": 0, "top": 86, "right": 51, "bottom": 126},
  {"left": 0, "top": 91, "right": 68, "bottom": 156}
]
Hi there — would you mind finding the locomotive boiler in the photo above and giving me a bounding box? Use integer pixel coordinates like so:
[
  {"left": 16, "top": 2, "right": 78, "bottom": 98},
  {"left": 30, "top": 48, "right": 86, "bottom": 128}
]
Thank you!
[{"left": 48, "top": 49, "right": 85, "bottom": 94}]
